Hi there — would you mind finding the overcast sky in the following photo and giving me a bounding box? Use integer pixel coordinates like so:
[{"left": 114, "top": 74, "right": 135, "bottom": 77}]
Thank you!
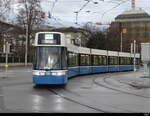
[{"left": 10, "top": 0, "right": 150, "bottom": 27}]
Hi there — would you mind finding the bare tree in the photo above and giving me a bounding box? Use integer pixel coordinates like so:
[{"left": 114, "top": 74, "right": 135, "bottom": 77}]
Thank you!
[
  {"left": 82, "top": 22, "right": 108, "bottom": 50},
  {"left": 86, "top": 31, "right": 107, "bottom": 50},
  {"left": 17, "top": 0, "right": 42, "bottom": 30},
  {"left": 0, "top": 0, "right": 11, "bottom": 21},
  {"left": 82, "top": 22, "right": 100, "bottom": 33},
  {"left": 0, "top": 0, "right": 11, "bottom": 55},
  {"left": 16, "top": 0, "right": 42, "bottom": 63},
  {"left": 0, "top": 0, "right": 11, "bottom": 33},
  {"left": 83, "top": 22, "right": 135, "bottom": 52}
]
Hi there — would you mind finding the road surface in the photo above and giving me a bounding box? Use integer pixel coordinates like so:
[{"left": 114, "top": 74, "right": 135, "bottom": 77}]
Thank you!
[{"left": 0, "top": 66, "right": 150, "bottom": 113}]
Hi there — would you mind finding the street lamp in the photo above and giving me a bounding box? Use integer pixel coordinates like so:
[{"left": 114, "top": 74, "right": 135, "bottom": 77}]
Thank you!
[
  {"left": 133, "top": 40, "right": 136, "bottom": 72},
  {"left": 130, "top": 40, "right": 137, "bottom": 72}
]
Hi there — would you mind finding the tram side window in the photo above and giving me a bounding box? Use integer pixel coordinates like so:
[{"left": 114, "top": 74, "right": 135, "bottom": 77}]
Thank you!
[
  {"left": 80, "top": 54, "right": 90, "bottom": 66},
  {"left": 68, "top": 52, "right": 78, "bottom": 67},
  {"left": 136, "top": 58, "right": 138, "bottom": 65},
  {"left": 114, "top": 57, "right": 118, "bottom": 65},
  {"left": 109, "top": 56, "right": 113, "bottom": 65},
  {"left": 126, "top": 57, "right": 131, "bottom": 65},
  {"left": 139, "top": 58, "right": 141, "bottom": 65},
  {"left": 120, "top": 57, "right": 130, "bottom": 65},
  {"left": 109, "top": 56, "right": 118, "bottom": 65},
  {"left": 102, "top": 56, "right": 107, "bottom": 65},
  {"left": 130, "top": 58, "right": 140, "bottom": 65},
  {"left": 80, "top": 54, "right": 86, "bottom": 66},
  {"left": 136, "top": 58, "right": 140, "bottom": 65},
  {"left": 93, "top": 55, "right": 106, "bottom": 66},
  {"left": 130, "top": 58, "right": 133, "bottom": 65},
  {"left": 138, "top": 58, "right": 141, "bottom": 65},
  {"left": 93, "top": 55, "right": 99, "bottom": 66},
  {"left": 87, "top": 55, "right": 91, "bottom": 66},
  {"left": 98, "top": 56, "right": 103, "bottom": 65},
  {"left": 120, "top": 57, "right": 125, "bottom": 65},
  {"left": 61, "top": 48, "right": 68, "bottom": 69}
]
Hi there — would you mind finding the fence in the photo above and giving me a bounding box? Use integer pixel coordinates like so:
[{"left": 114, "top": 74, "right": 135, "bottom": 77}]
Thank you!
[{"left": 0, "top": 56, "right": 33, "bottom": 63}]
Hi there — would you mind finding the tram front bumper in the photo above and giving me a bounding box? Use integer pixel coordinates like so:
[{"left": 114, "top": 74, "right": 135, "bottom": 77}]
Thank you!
[
  {"left": 33, "top": 75, "right": 68, "bottom": 84},
  {"left": 32, "top": 70, "right": 68, "bottom": 85}
]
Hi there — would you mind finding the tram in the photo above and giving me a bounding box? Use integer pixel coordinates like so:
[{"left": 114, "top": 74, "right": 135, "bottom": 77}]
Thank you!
[{"left": 32, "top": 32, "right": 140, "bottom": 85}]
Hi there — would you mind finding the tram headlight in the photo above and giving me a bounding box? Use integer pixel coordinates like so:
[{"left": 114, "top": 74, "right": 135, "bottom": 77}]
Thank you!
[
  {"left": 51, "top": 71, "right": 66, "bottom": 76},
  {"left": 33, "top": 70, "right": 45, "bottom": 76}
]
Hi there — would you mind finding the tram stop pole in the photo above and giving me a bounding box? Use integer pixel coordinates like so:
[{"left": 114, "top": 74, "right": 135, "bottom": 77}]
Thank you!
[
  {"left": 4, "top": 40, "right": 9, "bottom": 77},
  {"left": 133, "top": 40, "right": 136, "bottom": 72}
]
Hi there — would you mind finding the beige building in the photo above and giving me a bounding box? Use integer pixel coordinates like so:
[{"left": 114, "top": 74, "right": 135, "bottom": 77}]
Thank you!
[
  {"left": 0, "top": 21, "right": 25, "bottom": 57},
  {"left": 34, "top": 26, "right": 91, "bottom": 47},
  {"left": 0, "top": 22, "right": 91, "bottom": 63},
  {"left": 47, "top": 27, "right": 91, "bottom": 47},
  {"left": 109, "top": 8, "right": 150, "bottom": 52}
]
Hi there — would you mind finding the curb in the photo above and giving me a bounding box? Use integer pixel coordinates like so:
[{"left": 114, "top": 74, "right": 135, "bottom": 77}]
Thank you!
[
  {"left": 128, "top": 83, "right": 150, "bottom": 89},
  {"left": 0, "top": 73, "right": 15, "bottom": 78},
  {"left": 0, "top": 74, "right": 9, "bottom": 78},
  {"left": 0, "top": 63, "right": 32, "bottom": 68}
]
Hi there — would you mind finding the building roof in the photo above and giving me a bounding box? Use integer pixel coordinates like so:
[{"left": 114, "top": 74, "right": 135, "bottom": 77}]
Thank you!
[
  {"left": 0, "top": 21, "right": 24, "bottom": 33},
  {"left": 115, "top": 9, "right": 150, "bottom": 20},
  {"left": 49, "top": 27, "right": 88, "bottom": 33},
  {"left": 34, "top": 26, "right": 88, "bottom": 33}
]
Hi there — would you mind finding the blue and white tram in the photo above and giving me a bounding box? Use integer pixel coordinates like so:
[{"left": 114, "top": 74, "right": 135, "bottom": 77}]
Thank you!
[{"left": 32, "top": 32, "right": 140, "bottom": 85}]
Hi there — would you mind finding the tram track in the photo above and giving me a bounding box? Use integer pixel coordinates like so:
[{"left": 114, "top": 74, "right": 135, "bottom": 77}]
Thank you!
[
  {"left": 62, "top": 88, "right": 82, "bottom": 97},
  {"left": 47, "top": 88, "right": 109, "bottom": 113},
  {"left": 93, "top": 74, "right": 150, "bottom": 99},
  {"left": 46, "top": 73, "right": 137, "bottom": 113}
]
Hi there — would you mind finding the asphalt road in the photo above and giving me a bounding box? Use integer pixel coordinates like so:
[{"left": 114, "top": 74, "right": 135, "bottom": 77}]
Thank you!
[{"left": 0, "top": 66, "right": 150, "bottom": 113}]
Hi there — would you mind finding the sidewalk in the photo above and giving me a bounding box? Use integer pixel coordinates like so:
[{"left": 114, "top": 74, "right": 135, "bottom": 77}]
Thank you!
[
  {"left": 127, "top": 74, "right": 150, "bottom": 89},
  {"left": 0, "top": 63, "right": 32, "bottom": 68},
  {"left": 0, "top": 71, "right": 15, "bottom": 78},
  {"left": 115, "top": 69, "right": 150, "bottom": 89}
]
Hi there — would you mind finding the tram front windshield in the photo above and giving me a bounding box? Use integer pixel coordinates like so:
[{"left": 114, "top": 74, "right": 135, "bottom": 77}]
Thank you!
[{"left": 33, "top": 46, "right": 67, "bottom": 70}]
